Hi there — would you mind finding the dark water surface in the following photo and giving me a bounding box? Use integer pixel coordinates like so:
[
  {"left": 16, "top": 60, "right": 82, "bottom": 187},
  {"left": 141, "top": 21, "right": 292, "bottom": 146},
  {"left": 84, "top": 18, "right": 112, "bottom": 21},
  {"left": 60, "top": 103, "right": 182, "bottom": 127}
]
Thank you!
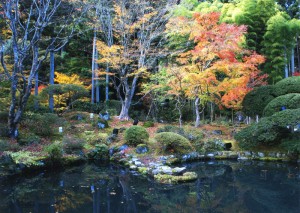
[{"left": 0, "top": 161, "right": 299, "bottom": 213}]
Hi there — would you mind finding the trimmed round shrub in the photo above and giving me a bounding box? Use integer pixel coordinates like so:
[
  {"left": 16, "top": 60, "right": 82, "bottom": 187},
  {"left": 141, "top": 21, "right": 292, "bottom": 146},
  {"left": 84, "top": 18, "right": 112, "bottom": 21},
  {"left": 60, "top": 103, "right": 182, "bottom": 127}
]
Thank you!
[
  {"left": 124, "top": 126, "right": 149, "bottom": 146},
  {"left": 156, "top": 125, "right": 185, "bottom": 135},
  {"left": 154, "top": 132, "right": 193, "bottom": 154},
  {"left": 273, "top": 76, "right": 300, "bottom": 96},
  {"left": 263, "top": 93, "right": 300, "bottom": 116},
  {"left": 242, "top": 85, "right": 276, "bottom": 117},
  {"left": 235, "top": 108, "right": 300, "bottom": 149}
]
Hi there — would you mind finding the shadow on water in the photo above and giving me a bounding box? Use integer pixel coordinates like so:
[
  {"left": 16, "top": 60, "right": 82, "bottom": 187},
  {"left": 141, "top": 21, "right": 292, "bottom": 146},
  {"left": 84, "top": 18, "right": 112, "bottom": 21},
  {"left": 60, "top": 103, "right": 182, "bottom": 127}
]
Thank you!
[{"left": 0, "top": 161, "right": 299, "bottom": 213}]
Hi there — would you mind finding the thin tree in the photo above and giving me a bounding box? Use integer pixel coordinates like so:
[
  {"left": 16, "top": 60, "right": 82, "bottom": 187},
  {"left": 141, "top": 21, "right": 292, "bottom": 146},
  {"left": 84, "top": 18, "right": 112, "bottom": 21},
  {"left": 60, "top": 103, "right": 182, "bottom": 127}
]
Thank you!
[{"left": 0, "top": 0, "right": 87, "bottom": 137}]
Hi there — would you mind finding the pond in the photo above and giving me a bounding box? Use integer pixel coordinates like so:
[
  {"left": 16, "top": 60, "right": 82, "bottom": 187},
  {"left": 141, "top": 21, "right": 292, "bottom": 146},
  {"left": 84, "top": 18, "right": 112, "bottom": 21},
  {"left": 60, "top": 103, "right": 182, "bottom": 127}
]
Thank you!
[{"left": 0, "top": 161, "right": 299, "bottom": 213}]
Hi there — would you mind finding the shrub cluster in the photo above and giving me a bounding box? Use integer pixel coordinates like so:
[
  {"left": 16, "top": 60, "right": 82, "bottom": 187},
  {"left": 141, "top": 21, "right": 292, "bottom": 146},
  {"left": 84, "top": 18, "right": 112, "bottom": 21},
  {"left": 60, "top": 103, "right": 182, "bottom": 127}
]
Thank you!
[
  {"left": 263, "top": 93, "right": 300, "bottom": 116},
  {"left": 154, "top": 132, "right": 193, "bottom": 155},
  {"left": 124, "top": 126, "right": 149, "bottom": 146},
  {"left": 235, "top": 109, "right": 300, "bottom": 149}
]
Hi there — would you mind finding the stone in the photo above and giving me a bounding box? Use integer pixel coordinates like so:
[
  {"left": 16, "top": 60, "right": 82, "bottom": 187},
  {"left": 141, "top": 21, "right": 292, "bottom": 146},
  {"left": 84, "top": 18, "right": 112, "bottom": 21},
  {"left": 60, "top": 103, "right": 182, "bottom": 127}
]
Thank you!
[
  {"left": 172, "top": 167, "right": 186, "bottom": 175},
  {"left": 212, "top": 130, "right": 222, "bottom": 135},
  {"left": 159, "top": 166, "right": 173, "bottom": 175},
  {"left": 130, "top": 165, "right": 137, "bottom": 170},
  {"left": 77, "top": 114, "right": 82, "bottom": 120},
  {"left": 97, "top": 122, "right": 105, "bottom": 129},
  {"left": 258, "top": 152, "right": 265, "bottom": 158},
  {"left": 118, "top": 145, "right": 129, "bottom": 152},
  {"left": 238, "top": 156, "right": 249, "bottom": 160},
  {"left": 152, "top": 169, "right": 160, "bottom": 175},
  {"left": 133, "top": 119, "right": 139, "bottom": 125},
  {"left": 244, "top": 151, "right": 252, "bottom": 156},
  {"left": 207, "top": 153, "right": 215, "bottom": 158},
  {"left": 99, "top": 112, "right": 110, "bottom": 120},
  {"left": 134, "top": 161, "right": 142, "bottom": 167},
  {"left": 135, "top": 144, "right": 149, "bottom": 154},
  {"left": 112, "top": 128, "right": 119, "bottom": 135}
]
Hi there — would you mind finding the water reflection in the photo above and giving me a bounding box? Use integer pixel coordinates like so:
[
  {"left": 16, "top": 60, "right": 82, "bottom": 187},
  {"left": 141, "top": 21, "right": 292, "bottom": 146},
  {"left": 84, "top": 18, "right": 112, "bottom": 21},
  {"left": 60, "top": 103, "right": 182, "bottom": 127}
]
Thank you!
[{"left": 0, "top": 161, "right": 299, "bottom": 213}]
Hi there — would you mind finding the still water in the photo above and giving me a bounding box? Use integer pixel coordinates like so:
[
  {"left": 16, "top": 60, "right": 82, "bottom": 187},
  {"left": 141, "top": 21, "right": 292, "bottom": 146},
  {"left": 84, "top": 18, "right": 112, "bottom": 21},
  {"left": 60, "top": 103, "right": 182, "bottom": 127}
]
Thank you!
[{"left": 0, "top": 161, "right": 299, "bottom": 213}]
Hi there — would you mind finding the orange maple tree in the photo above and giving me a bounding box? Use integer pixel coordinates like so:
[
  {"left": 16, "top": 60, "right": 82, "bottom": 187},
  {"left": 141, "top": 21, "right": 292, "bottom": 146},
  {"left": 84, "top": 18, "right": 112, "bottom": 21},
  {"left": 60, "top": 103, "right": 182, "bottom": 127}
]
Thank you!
[{"left": 167, "top": 12, "right": 267, "bottom": 111}]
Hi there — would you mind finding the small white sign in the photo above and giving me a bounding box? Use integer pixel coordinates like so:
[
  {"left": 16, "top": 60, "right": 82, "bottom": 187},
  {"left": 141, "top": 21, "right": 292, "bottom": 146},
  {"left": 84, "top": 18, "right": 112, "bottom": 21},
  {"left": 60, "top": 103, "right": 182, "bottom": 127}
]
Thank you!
[
  {"left": 90, "top": 113, "right": 94, "bottom": 119},
  {"left": 59, "top": 127, "right": 63, "bottom": 133}
]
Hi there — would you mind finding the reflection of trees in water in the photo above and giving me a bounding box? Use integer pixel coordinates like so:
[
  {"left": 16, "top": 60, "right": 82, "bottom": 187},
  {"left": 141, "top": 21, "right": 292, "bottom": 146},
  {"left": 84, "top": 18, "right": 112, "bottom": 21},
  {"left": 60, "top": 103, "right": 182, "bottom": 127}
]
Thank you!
[{"left": 1, "top": 162, "right": 300, "bottom": 213}]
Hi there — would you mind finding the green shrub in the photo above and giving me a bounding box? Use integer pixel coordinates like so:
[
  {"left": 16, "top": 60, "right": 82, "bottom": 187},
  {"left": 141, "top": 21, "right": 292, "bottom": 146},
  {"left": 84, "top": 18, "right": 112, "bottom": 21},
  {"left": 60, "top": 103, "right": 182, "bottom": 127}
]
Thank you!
[
  {"left": 156, "top": 125, "right": 203, "bottom": 144},
  {"left": 21, "top": 112, "right": 60, "bottom": 137},
  {"left": 280, "top": 133, "right": 300, "bottom": 153},
  {"left": 143, "top": 121, "right": 155, "bottom": 128},
  {"left": 105, "top": 100, "right": 121, "bottom": 115},
  {"left": 263, "top": 93, "right": 300, "bottom": 116},
  {"left": 0, "top": 111, "right": 8, "bottom": 123},
  {"left": 86, "top": 144, "right": 109, "bottom": 161},
  {"left": 0, "top": 124, "right": 8, "bottom": 137},
  {"left": 72, "top": 100, "right": 104, "bottom": 113},
  {"left": 62, "top": 135, "right": 85, "bottom": 154},
  {"left": 242, "top": 85, "right": 276, "bottom": 117},
  {"left": 124, "top": 126, "right": 149, "bottom": 146},
  {"left": 235, "top": 109, "right": 300, "bottom": 149},
  {"left": 154, "top": 132, "right": 193, "bottom": 154},
  {"left": 18, "top": 132, "right": 41, "bottom": 145},
  {"left": 273, "top": 76, "right": 300, "bottom": 96},
  {"left": 156, "top": 125, "right": 185, "bottom": 135},
  {"left": 0, "top": 139, "right": 20, "bottom": 151},
  {"left": 199, "top": 139, "right": 225, "bottom": 153},
  {"left": 44, "top": 142, "right": 63, "bottom": 161}
]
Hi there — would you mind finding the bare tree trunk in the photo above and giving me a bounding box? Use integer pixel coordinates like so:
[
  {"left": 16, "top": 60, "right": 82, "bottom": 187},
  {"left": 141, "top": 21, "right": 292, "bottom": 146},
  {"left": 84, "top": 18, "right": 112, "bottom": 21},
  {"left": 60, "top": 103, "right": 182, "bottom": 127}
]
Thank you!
[
  {"left": 49, "top": 46, "right": 55, "bottom": 112},
  {"left": 291, "top": 48, "right": 295, "bottom": 75},
  {"left": 95, "top": 50, "right": 100, "bottom": 103},
  {"left": 195, "top": 97, "right": 201, "bottom": 127},
  {"left": 91, "top": 29, "right": 97, "bottom": 104},
  {"left": 34, "top": 72, "right": 39, "bottom": 110}
]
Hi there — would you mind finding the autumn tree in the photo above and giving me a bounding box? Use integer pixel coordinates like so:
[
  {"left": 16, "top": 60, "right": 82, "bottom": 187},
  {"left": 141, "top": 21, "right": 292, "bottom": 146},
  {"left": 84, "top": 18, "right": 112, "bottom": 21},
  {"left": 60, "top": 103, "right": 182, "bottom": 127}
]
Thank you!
[
  {"left": 97, "top": 0, "right": 177, "bottom": 120},
  {"left": 166, "top": 12, "right": 267, "bottom": 126}
]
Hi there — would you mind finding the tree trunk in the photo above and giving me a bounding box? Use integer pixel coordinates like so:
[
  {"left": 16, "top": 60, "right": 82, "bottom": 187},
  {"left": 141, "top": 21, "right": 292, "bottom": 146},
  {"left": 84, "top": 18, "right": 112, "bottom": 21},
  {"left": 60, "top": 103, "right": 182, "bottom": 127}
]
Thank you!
[
  {"left": 34, "top": 72, "right": 39, "bottom": 110},
  {"left": 95, "top": 50, "right": 100, "bottom": 103},
  {"left": 119, "top": 96, "right": 131, "bottom": 120},
  {"left": 291, "top": 48, "right": 295, "bottom": 75},
  {"left": 91, "top": 29, "right": 97, "bottom": 104},
  {"left": 49, "top": 41, "right": 55, "bottom": 112},
  {"left": 195, "top": 97, "right": 201, "bottom": 127},
  {"left": 210, "top": 102, "right": 214, "bottom": 123}
]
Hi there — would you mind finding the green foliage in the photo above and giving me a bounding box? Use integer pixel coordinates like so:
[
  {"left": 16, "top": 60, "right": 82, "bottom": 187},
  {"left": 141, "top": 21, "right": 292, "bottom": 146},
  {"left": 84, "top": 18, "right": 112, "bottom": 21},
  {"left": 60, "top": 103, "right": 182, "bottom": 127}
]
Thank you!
[
  {"left": 7, "top": 151, "right": 42, "bottom": 166},
  {"left": 263, "top": 93, "right": 300, "bottom": 116},
  {"left": 44, "top": 142, "right": 63, "bottom": 161},
  {"left": 124, "top": 126, "right": 149, "bottom": 146},
  {"left": 72, "top": 100, "right": 105, "bottom": 113},
  {"left": 143, "top": 121, "right": 154, "bottom": 128},
  {"left": 18, "top": 133, "right": 41, "bottom": 145},
  {"left": 198, "top": 139, "right": 225, "bottom": 153},
  {"left": 105, "top": 100, "right": 122, "bottom": 115},
  {"left": 86, "top": 144, "right": 109, "bottom": 161},
  {"left": 21, "top": 112, "right": 60, "bottom": 137},
  {"left": 0, "top": 111, "right": 8, "bottom": 123},
  {"left": 262, "top": 13, "right": 300, "bottom": 82},
  {"left": 154, "top": 132, "right": 193, "bottom": 155},
  {"left": 0, "top": 139, "right": 19, "bottom": 151},
  {"left": 235, "top": 109, "right": 300, "bottom": 149},
  {"left": 156, "top": 125, "right": 203, "bottom": 144},
  {"left": 0, "top": 124, "right": 8, "bottom": 137},
  {"left": 273, "top": 76, "right": 300, "bottom": 96},
  {"left": 242, "top": 85, "right": 276, "bottom": 117},
  {"left": 280, "top": 133, "right": 300, "bottom": 153},
  {"left": 62, "top": 135, "right": 85, "bottom": 154}
]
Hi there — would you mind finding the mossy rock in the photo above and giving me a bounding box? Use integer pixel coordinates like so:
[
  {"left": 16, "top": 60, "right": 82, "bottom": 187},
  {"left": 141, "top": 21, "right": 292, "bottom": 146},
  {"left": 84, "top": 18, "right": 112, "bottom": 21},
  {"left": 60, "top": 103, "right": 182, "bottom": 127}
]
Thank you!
[
  {"left": 154, "top": 132, "right": 194, "bottom": 155},
  {"left": 86, "top": 144, "right": 109, "bottom": 161},
  {"left": 154, "top": 172, "right": 198, "bottom": 184},
  {"left": 124, "top": 126, "right": 149, "bottom": 146}
]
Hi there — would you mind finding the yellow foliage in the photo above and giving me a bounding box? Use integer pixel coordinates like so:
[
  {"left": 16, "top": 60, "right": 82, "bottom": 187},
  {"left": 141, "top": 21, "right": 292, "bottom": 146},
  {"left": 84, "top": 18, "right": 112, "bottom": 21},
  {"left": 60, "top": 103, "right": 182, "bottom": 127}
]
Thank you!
[{"left": 54, "top": 72, "right": 84, "bottom": 86}]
